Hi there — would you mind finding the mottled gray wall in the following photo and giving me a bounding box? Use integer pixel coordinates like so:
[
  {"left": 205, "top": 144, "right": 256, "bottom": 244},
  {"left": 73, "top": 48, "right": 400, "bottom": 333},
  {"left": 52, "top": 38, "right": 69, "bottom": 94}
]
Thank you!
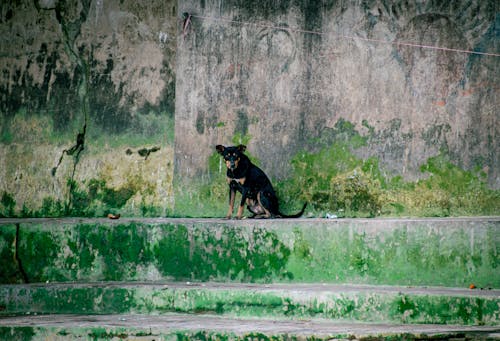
[
  {"left": 0, "top": 0, "right": 177, "bottom": 216},
  {"left": 175, "top": 0, "right": 499, "bottom": 186},
  {"left": 0, "top": 0, "right": 498, "bottom": 217}
]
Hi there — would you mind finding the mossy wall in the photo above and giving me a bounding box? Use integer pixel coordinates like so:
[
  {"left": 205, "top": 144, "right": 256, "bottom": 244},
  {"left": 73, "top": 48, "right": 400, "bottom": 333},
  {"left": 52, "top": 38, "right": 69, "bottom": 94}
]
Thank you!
[
  {"left": 174, "top": 118, "right": 499, "bottom": 218},
  {"left": 174, "top": 0, "right": 499, "bottom": 217},
  {"left": 2, "top": 283, "right": 499, "bottom": 325},
  {"left": 0, "top": 0, "right": 176, "bottom": 217},
  {"left": 0, "top": 1, "right": 498, "bottom": 218},
  {"left": 1, "top": 218, "right": 498, "bottom": 288}
]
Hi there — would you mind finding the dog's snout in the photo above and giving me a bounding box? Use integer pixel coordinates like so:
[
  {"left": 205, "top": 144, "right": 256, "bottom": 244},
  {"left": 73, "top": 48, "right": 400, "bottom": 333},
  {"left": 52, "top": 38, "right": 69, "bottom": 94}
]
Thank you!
[
  {"left": 225, "top": 158, "right": 236, "bottom": 170},
  {"left": 224, "top": 153, "right": 240, "bottom": 170}
]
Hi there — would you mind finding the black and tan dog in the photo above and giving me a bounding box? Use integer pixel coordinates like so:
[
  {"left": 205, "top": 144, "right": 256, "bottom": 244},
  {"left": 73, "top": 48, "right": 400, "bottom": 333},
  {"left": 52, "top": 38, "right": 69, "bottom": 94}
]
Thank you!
[{"left": 216, "top": 144, "right": 307, "bottom": 219}]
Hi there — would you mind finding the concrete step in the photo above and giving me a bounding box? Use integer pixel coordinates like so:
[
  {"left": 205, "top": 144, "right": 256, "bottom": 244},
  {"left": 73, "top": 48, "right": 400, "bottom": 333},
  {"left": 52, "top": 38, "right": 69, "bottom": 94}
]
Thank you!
[
  {"left": 1, "top": 313, "right": 499, "bottom": 340},
  {"left": 1, "top": 282, "right": 499, "bottom": 326},
  {"left": 1, "top": 217, "right": 499, "bottom": 288}
]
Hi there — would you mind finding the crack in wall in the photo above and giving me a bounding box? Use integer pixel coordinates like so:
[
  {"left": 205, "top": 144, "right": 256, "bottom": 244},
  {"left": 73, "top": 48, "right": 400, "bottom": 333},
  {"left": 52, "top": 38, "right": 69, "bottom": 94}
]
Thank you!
[
  {"left": 14, "top": 223, "right": 29, "bottom": 283},
  {"left": 52, "top": 123, "right": 86, "bottom": 177},
  {"left": 47, "top": 1, "right": 92, "bottom": 212}
]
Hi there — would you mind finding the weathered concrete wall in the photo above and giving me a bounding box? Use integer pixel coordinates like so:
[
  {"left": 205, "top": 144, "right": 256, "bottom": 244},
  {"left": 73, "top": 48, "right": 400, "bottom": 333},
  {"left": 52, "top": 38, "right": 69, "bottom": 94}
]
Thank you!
[
  {"left": 1, "top": 315, "right": 498, "bottom": 341},
  {"left": 0, "top": 0, "right": 177, "bottom": 216},
  {"left": 1, "top": 1, "right": 498, "bottom": 218},
  {"left": 1, "top": 218, "right": 498, "bottom": 288},
  {"left": 2, "top": 283, "right": 499, "bottom": 325},
  {"left": 174, "top": 0, "right": 499, "bottom": 188}
]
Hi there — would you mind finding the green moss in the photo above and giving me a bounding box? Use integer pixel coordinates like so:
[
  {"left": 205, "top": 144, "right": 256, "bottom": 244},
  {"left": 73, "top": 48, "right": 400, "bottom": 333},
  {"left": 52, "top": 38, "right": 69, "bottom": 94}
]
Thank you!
[
  {"left": 277, "top": 143, "right": 381, "bottom": 217},
  {"left": 87, "top": 110, "right": 174, "bottom": 148},
  {"left": 292, "top": 229, "right": 312, "bottom": 260},
  {"left": 383, "top": 154, "right": 499, "bottom": 217},
  {"left": 101, "top": 185, "right": 136, "bottom": 208},
  {"left": 140, "top": 200, "right": 162, "bottom": 217},
  {"left": 278, "top": 143, "right": 499, "bottom": 218},
  {"left": 38, "top": 197, "right": 64, "bottom": 217},
  {"left": 330, "top": 170, "right": 382, "bottom": 217},
  {"left": 88, "top": 328, "right": 129, "bottom": 340},
  {"left": 314, "top": 118, "right": 368, "bottom": 148},
  {"left": 0, "top": 225, "right": 21, "bottom": 283},
  {"left": 0, "top": 192, "right": 16, "bottom": 217},
  {"left": 348, "top": 232, "right": 381, "bottom": 277},
  {"left": 0, "top": 125, "right": 13, "bottom": 144},
  {"left": 176, "top": 331, "right": 232, "bottom": 341},
  {"left": 178, "top": 118, "right": 500, "bottom": 218},
  {"left": 174, "top": 178, "right": 228, "bottom": 218},
  {"left": 18, "top": 198, "right": 65, "bottom": 218},
  {"left": 16, "top": 175, "right": 157, "bottom": 218},
  {"left": 8, "top": 111, "right": 497, "bottom": 219},
  {"left": 0, "top": 100, "right": 173, "bottom": 217},
  {"left": 20, "top": 223, "right": 157, "bottom": 282},
  {"left": 0, "top": 327, "right": 35, "bottom": 341},
  {"left": 72, "top": 223, "right": 153, "bottom": 281},
  {"left": 97, "top": 288, "right": 136, "bottom": 314},
  {"left": 66, "top": 179, "right": 95, "bottom": 217},
  {"left": 234, "top": 111, "right": 249, "bottom": 137},
  {"left": 1, "top": 107, "right": 81, "bottom": 145},
  {"left": 242, "top": 333, "right": 274, "bottom": 341},
  {"left": 154, "top": 224, "right": 192, "bottom": 279},
  {"left": 393, "top": 295, "right": 418, "bottom": 321},
  {"left": 154, "top": 224, "right": 291, "bottom": 282},
  {"left": 18, "top": 228, "right": 61, "bottom": 283},
  {"left": 32, "top": 287, "right": 94, "bottom": 313}
]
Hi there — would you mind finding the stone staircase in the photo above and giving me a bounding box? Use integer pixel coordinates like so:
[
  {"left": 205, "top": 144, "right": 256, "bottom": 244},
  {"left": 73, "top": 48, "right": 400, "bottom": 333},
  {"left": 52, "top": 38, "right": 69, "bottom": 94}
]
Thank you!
[{"left": 0, "top": 217, "right": 499, "bottom": 340}]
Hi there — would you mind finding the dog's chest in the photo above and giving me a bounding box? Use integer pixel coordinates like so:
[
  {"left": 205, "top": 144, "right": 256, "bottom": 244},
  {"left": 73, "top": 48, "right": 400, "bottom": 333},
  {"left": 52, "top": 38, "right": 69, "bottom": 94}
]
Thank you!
[
  {"left": 227, "top": 176, "right": 246, "bottom": 185},
  {"left": 226, "top": 167, "right": 247, "bottom": 184}
]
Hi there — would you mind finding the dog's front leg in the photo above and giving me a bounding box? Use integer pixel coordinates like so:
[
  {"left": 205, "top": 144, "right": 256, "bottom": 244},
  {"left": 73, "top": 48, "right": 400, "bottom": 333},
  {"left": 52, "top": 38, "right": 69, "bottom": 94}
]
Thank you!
[
  {"left": 226, "top": 187, "right": 236, "bottom": 219},
  {"left": 236, "top": 189, "right": 248, "bottom": 219}
]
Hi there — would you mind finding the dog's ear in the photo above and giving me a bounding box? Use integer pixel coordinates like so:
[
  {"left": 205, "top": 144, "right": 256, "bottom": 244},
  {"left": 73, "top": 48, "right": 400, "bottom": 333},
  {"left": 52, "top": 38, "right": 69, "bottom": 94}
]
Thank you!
[
  {"left": 216, "top": 145, "right": 225, "bottom": 154},
  {"left": 237, "top": 144, "right": 246, "bottom": 152}
]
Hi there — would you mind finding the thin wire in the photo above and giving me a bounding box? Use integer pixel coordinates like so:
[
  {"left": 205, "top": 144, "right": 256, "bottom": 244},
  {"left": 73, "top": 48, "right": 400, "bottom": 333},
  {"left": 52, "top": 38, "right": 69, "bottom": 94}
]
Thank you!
[{"left": 190, "top": 14, "right": 500, "bottom": 58}]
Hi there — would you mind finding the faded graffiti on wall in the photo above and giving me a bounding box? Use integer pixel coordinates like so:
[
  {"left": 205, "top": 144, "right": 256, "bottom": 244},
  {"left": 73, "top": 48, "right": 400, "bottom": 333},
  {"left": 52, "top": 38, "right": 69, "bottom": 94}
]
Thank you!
[{"left": 174, "top": 0, "right": 499, "bottom": 186}]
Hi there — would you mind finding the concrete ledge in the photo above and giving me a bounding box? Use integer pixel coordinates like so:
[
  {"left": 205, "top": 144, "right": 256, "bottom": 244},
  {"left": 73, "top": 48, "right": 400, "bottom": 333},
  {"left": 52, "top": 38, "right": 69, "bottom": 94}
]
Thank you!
[
  {"left": 1, "top": 313, "right": 499, "bottom": 341},
  {"left": 1, "top": 282, "right": 499, "bottom": 325},
  {"left": 1, "top": 217, "right": 499, "bottom": 287}
]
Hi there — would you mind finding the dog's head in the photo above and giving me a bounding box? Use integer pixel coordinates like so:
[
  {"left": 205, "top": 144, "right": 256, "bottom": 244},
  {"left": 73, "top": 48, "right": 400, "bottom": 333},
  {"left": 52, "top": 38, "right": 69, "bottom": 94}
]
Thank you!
[{"left": 216, "top": 144, "right": 246, "bottom": 171}]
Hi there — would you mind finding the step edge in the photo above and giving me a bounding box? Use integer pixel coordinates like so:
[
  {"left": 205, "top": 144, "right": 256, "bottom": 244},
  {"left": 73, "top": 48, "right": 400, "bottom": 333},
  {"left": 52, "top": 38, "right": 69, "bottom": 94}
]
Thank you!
[{"left": 2, "top": 281, "right": 499, "bottom": 297}]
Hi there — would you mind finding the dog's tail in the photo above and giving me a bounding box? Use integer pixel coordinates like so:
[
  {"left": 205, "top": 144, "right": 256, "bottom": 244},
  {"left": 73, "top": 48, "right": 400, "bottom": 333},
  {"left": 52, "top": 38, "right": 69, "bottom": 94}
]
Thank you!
[{"left": 278, "top": 203, "right": 307, "bottom": 218}]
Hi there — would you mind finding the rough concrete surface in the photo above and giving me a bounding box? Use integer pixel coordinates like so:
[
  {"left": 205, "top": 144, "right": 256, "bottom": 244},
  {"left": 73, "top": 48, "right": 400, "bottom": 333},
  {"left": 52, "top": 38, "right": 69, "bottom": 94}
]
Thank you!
[
  {"left": 1, "top": 281, "right": 499, "bottom": 325},
  {"left": 1, "top": 217, "right": 499, "bottom": 339},
  {"left": 1, "top": 217, "right": 499, "bottom": 287},
  {"left": 1, "top": 313, "right": 500, "bottom": 340},
  {"left": 1, "top": 0, "right": 499, "bottom": 219},
  {"left": 175, "top": 0, "right": 499, "bottom": 187},
  {"left": 0, "top": 0, "right": 177, "bottom": 215}
]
